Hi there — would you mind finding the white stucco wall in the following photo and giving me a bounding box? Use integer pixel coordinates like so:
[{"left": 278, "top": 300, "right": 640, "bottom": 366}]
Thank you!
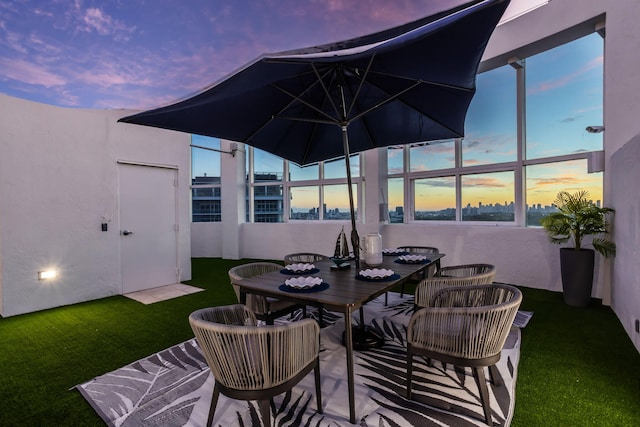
[
  {"left": 191, "top": 222, "right": 224, "bottom": 257},
  {"left": 610, "top": 136, "right": 640, "bottom": 351},
  {"left": 236, "top": 210, "right": 602, "bottom": 293},
  {"left": 0, "top": 95, "right": 191, "bottom": 317}
]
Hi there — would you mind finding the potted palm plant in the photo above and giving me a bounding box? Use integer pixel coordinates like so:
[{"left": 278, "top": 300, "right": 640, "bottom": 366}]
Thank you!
[{"left": 540, "top": 190, "right": 615, "bottom": 307}]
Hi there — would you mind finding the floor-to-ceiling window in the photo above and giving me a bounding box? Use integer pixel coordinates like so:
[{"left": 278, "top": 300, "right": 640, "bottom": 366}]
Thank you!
[
  {"left": 524, "top": 33, "right": 604, "bottom": 225},
  {"left": 251, "top": 148, "right": 284, "bottom": 223},
  {"left": 190, "top": 135, "right": 222, "bottom": 222},
  {"left": 387, "top": 31, "right": 604, "bottom": 226},
  {"left": 190, "top": 33, "right": 604, "bottom": 228},
  {"left": 247, "top": 147, "right": 360, "bottom": 223}
]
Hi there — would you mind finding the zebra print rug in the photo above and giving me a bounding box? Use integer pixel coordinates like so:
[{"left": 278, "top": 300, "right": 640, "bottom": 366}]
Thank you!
[{"left": 77, "top": 293, "right": 521, "bottom": 426}]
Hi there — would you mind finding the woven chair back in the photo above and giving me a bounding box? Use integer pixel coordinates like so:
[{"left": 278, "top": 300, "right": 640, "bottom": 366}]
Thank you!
[
  {"left": 415, "top": 263, "right": 496, "bottom": 308},
  {"left": 228, "top": 262, "right": 283, "bottom": 314},
  {"left": 284, "top": 253, "right": 329, "bottom": 265},
  {"left": 189, "top": 304, "right": 320, "bottom": 391},
  {"left": 408, "top": 283, "right": 522, "bottom": 360}
]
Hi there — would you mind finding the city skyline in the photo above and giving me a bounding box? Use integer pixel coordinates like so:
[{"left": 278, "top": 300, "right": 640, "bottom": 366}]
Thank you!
[
  {"left": 289, "top": 197, "right": 603, "bottom": 216},
  {"left": 192, "top": 173, "right": 602, "bottom": 221}
]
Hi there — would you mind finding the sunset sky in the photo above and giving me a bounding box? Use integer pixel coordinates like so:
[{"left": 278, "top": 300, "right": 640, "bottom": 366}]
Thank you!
[{"left": 1, "top": 0, "right": 473, "bottom": 109}]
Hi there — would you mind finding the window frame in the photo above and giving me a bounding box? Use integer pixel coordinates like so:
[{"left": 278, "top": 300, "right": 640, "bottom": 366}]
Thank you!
[
  {"left": 387, "top": 30, "right": 604, "bottom": 227},
  {"left": 190, "top": 137, "right": 222, "bottom": 223},
  {"left": 247, "top": 147, "right": 363, "bottom": 223}
]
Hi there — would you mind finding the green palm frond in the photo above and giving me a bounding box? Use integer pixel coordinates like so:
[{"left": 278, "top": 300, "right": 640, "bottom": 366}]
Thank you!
[
  {"left": 593, "top": 238, "right": 616, "bottom": 257},
  {"left": 540, "top": 190, "right": 616, "bottom": 257}
]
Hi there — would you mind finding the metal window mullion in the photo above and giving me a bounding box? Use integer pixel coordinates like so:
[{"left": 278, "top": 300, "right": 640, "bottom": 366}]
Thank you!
[
  {"left": 319, "top": 160, "right": 325, "bottom": 220},
  {"left": 455, "top": 139, "right": 462, "bottom": 221},
  {"left": 404, "top": 145, "right": 410, "bottom": 223},
  {"left": 409, "top": 177, "right": 415, "bottom": 222},
  {"left": 357, "top": 152, "right": 363, "bottom": 224},
  {"left": 523, "top": 152, "right": 590, "bottom": 166},
  {"left": 283, "top": 160, "right": 290, "bottom": 222},
  {"left": 514, "top": 59, "right": 526, "bottom": 226},
  {"left": 248, "top": 146, "right": 255, "bottom": 223},
  {"left": 402, "top": 145, "right": 410, "bottom": 222}
]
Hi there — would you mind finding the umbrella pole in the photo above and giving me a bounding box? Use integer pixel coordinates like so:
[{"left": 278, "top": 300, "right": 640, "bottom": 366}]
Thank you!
[{"left": 341, "top": 125, "right": 360, "bottom": 271}]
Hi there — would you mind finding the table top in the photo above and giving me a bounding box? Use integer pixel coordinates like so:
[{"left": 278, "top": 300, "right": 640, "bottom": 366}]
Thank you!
[{"left": 235, "top": 254, "right": 444, "bottom": 312}]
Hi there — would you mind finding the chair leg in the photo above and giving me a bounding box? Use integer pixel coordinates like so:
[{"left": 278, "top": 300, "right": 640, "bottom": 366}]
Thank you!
[
  {"left": 258, "top": 399, "right": 271, "bottom": 427},
  {"left": 314, "top": 361, "right": 323, "bottom": 413},
  {"left": 489, "top": 364, "right": 502, "bottom": 386},
  {"left": 318, "top": 306, "right": 324, "bottom": 327},
  {"left": 302, "top": 306, "right": 307, "bottom": 318},
  {"left": 207, "top": 383, "right": 220, "bottom": 427},
  {"left": 406, "top": 346, "right": 413, "bottom": 399},
  {"left": 473, "top": 367, "right": 493, "bottom": 426}
]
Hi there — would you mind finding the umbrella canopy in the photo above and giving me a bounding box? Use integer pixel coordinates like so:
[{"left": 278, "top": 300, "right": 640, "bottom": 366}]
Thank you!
[
  {"left": 119, "top": 0, "right": 510, "bottom": 268},
  {"left": 120, "top": 0, "right": 509, "bottom": 164}
]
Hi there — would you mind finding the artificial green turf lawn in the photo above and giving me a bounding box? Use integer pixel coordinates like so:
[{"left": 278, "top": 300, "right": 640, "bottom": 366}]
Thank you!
[
  {"left": 512, "top": 287, "right": 640, "bottom": 426},
  {"left": 0, "top": 258, "right": 249, "bottom": 427},
  {"left": 1, "top": 258, "right": 639, "bottom": 426}
]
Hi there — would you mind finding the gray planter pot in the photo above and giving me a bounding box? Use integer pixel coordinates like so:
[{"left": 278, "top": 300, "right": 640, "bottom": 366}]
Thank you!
[{"left": 560, "top": 248, "right": 595, "bottom": 307}]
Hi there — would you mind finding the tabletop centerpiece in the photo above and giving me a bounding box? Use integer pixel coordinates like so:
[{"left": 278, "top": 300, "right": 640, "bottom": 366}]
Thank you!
[{"left": 330, "top": 226, "right": 353, "bottom": 269}]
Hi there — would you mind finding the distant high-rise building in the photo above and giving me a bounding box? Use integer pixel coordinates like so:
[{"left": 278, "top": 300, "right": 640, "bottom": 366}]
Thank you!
[{"left": 192, "top": 176, "right": 222, "bottom": 222}]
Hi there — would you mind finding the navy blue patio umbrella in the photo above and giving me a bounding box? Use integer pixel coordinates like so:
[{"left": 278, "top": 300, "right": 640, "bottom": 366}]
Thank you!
[{"left": 120, "top": 0, "right": 511, "bottom": 269}]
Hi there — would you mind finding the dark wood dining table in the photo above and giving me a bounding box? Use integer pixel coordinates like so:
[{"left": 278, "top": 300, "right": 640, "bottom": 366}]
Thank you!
[{"left": 235, "top": 253, "right": 444, "bottom": 424}]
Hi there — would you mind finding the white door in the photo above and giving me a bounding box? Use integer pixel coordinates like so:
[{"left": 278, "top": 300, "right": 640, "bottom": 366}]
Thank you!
[{"left": 119, "top": 163, "right": 179, "bottom": 293}]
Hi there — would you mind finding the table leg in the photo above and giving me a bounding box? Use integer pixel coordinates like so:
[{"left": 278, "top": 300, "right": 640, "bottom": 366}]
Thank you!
[{"left": 344, "top": 307, "right": 356, "bottom": 424}]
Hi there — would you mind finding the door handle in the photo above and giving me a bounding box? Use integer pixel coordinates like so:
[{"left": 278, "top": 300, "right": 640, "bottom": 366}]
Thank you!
[{"left": 121, "top": 230, "right": 134, "bottom": 236}]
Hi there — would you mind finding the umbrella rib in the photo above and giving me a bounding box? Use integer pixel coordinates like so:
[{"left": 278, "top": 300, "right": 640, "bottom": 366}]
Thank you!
[
  {"left": 276, "top": 116, "right": 338, "bottom": 126},
  {"left": 339, "top": 78, "right": 377, "bottom": 149},
  {"left": 365, "top": 68, "right": 475, "bottom": 92},
  {"left": 345, "top": 55, "right": 375, "bottom": 119},
  {"left": 349, "top": 80, "right": 422, "bottom": 123},
  {"left": 347, "top": 67, "right": 470, "bottom": 137},
  {"left": 271, "top": 82, "right": 339, "bottom": 125},
  {"left": 301, "top": 68, "right": 342, "bottom": 164},
  {"left": 311, "top": 63, "right": 343, "bottom": 122},
  {"left": 246, "top": 67, "right": 337, "bottom": 142}
]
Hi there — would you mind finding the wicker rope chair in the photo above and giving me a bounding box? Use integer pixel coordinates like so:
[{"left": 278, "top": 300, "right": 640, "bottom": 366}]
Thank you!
[
  {"left": 189, "top": 305, "right": 322, "bottom": 427},
  {"left": 414, "top": 263, "right": 496, "bottom": 309},
  {"left": 395, "top": 246, "right": 441, "bottom": 297},
  {"left": 406, "top": 284, "right": 522, "bottom": 425},
  {"left": 228, "top": 262, "right": 305, "bottom": 325},
  {"left": 397, "top": 246, "right": 440, "bottom": 255},
  {"left": 283, "top": 252, "right": 330, "bottom": 265}
]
